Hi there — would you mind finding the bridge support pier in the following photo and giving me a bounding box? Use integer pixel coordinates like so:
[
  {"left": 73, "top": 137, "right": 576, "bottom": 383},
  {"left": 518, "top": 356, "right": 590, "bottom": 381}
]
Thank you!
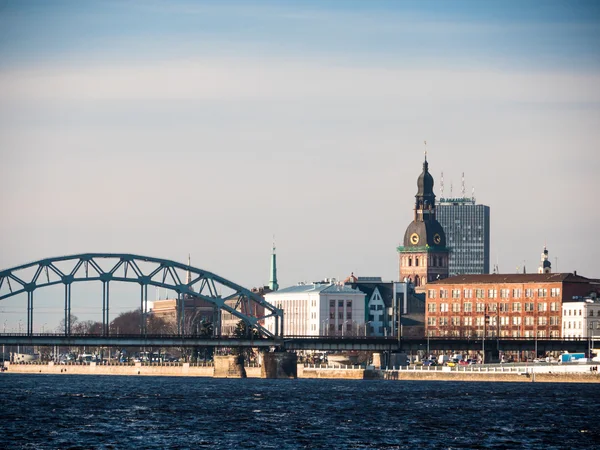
[
  {"left": 214, "top": 355, "right": 247, "bottom": 378},
  {"left": 261, "top": 351, "right": 297, "bottom": 379}
]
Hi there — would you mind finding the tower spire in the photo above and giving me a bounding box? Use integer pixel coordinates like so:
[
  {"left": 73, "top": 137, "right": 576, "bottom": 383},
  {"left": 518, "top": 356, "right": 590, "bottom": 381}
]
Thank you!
[
  {"left": 269, "top": 237, "right": 279, "bottom": 291},
  {"left": 186, "top": 253, "right": 192, "bottom": 285}
]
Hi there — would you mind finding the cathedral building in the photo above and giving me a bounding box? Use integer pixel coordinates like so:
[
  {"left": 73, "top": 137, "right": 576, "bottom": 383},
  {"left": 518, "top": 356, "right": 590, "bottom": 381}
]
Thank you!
[{"left": 397, "top": 154, "right": 449, "bottom": 290}]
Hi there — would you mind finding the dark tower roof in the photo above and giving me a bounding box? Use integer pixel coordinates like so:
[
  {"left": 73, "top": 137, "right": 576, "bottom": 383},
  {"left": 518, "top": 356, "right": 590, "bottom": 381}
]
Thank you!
[{"left": 417, "top": 157, "right": 435, "bottom": 197}]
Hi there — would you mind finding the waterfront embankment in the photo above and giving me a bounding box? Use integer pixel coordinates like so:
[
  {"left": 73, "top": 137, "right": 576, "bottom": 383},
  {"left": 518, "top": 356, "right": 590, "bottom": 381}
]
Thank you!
[{"left": 4, "top": 361, "right": 600, "bottom": 382}]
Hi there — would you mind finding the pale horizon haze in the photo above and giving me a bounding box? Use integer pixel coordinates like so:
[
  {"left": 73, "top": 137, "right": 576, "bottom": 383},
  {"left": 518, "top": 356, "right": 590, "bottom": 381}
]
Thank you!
[{"left": 1, "top": 1, "right": 599, "bottom": 328}]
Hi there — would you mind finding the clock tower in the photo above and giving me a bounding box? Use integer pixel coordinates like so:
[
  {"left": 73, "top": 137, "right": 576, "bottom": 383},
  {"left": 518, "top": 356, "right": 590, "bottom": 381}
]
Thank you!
[{"left": 397, "top": 153, "right": 449, "bottom": 290}]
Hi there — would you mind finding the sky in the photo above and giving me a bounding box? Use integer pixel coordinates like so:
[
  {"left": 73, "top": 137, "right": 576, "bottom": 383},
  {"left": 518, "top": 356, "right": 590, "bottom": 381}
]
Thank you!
[{"left": 1, "top": 0, "right": 599, "bottom": 329}]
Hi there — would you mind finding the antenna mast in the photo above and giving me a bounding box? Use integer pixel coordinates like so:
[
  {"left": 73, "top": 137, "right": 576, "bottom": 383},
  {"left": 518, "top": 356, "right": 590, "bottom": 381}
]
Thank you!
[
  {"left": 440, "top": 172, "right": 444, "bottom": 198},
  {"left": 461, "top": 172, "right": 465, "bottom": 198}
]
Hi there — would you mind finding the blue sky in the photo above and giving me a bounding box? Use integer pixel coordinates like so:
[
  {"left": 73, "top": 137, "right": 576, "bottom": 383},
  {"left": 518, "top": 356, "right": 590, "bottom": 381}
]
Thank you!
[{"left": 0, "top": 1, "right": 599, "bottom": 328}]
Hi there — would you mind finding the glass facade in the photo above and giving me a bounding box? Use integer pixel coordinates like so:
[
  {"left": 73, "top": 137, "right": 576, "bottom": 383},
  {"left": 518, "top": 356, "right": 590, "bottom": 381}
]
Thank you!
[{"left": 437, "top": 199, "right": 490, "bottom": 275}]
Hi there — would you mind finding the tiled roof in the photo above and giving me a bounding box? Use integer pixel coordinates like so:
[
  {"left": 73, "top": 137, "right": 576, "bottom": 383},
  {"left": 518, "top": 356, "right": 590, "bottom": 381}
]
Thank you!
[{"left": 428, "top": 273, "right": 592, "bottom": 285}]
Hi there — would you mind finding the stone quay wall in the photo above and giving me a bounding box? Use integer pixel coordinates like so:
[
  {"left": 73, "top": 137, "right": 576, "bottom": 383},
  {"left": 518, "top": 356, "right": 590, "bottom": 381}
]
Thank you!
[{"left": 2, "top": 361, "right": 261, "bottom": 378}]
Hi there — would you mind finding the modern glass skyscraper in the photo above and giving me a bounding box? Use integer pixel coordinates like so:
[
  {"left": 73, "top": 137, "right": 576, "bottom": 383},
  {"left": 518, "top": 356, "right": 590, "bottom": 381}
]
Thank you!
[{"left": 436, "top": 198, "right": 490, "bottom": 275}]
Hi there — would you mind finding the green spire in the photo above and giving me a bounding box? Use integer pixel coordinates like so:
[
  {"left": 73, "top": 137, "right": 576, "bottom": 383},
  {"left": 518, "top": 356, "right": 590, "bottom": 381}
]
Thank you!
[{"left": 269, "top": 240, "right": 279, "bottom": 291}]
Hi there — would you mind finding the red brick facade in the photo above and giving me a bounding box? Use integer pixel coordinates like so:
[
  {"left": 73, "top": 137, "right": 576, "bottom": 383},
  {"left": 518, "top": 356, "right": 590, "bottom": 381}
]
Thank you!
[{"left": 425, "top": 273, "right": 599, "bottom": 338}]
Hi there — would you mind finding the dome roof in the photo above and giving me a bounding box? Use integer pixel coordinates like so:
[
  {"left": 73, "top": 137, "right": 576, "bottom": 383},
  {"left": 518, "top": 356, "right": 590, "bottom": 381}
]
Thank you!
[{"left": 402, "top": 219, "right": 447, "bottom": 248}]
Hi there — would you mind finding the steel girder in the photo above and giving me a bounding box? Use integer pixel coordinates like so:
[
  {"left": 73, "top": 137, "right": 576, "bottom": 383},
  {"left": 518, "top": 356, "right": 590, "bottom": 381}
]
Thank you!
[{"left": 0, "top": 253, "right": 283, "bottom": 338}]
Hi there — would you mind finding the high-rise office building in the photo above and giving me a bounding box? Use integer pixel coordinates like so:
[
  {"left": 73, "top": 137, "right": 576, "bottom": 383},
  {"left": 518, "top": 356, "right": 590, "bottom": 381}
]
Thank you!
[{"left": 437, "top": 181, "right": 490, "bottom": 275}]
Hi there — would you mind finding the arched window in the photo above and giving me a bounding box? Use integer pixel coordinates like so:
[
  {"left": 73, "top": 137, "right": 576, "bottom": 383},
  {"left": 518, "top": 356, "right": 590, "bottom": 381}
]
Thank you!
[
  {"left": 415, "top": 275, "right": 420, "bottom": 287},
  {"left": 408, "top": 257, "right": 412, "bottom": 267},
  {"left": 416, "top": 257, "right": 419, "bottom": 267}
]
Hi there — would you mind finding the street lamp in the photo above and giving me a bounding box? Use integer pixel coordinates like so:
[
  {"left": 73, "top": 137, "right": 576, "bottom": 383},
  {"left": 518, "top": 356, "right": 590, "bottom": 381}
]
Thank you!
[
  {"left": 342, "top": 320, "right": 350, "bottom": 337},
  {"left": 321, "top": 319, "right": 329, "bottom": 337}
]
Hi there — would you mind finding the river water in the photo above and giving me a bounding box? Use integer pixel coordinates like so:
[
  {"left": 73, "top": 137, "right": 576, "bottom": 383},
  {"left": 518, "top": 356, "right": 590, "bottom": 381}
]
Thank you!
[{"left": 0, "top": 374, "right": 598, "bottom": 449}]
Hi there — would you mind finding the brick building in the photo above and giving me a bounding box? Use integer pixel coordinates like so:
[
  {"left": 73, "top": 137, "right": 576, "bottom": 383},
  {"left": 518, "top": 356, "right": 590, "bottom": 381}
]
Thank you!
[{"left": 425, "top": 273, "right": 600, "bottom": 338}]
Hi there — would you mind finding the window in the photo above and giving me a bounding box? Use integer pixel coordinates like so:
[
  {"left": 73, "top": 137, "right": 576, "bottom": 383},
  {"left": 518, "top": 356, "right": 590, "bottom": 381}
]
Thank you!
[
  {"left": 330, "top": 300, "right": 335, "bottom": 307},
  {"left": 499, "top": 302, "right": 509, "bottom": 312},
  {"left": 525, "top": 302, "right": 535, "bottom": 312},
  {"left": 537, "top": 288, "right": 547, "bottom": 298},
  {"left": 464, "top": 317, "right": 472, "bottom": 326},
  {"left": 551, "top": 288, "right": 560, "bottom": 297},
  {"left": 346, "top": 312, "right": 352, "bottom": 320},
  {"left": 589, "top": 310, "right": 594, "bottom": 317},
  {"left": 476, "top": 289, "right": 485, "bottom": 299},
  {"left": 338, "top": 312, "right": 343, "bottom": 319},
  {"left": 330, "top": 312, "right": 335, "bottom": 319},
  {"left": 512, "top": 317, "right": 522, "bottom": 325},
  {"left": 440, "top": 303, "right": 449, "bottom": 312},
  {"left": 427, "top": 317, "right": 436, "bottom": 326},
  {"left": 464, "top": 289, "right": 473, "bottom": 299},
  {"left": 512, "top": 302, "right": 521, "bottom": 312},
  {"left": 408, "top": 257, "right": 412, "bottom": 267},
  {"left": 550, "top": 316, "right": 560, "bottom": 326},
  {"left": 488, "top": 289, "right": 497, "bottom": 299},
  {"left": 525, "top": 316, "right": 534, "bottom": 326},
  {"left": 428, "top": 290, "right": 436, "bottom": 299},
  {"left": 476, "top": 317, "right": 484, "bottom": 326},
  {"left": 501, "top": 316, "right": 510, "bottom": 326},
  {"left": 476, "top": 303, "right": 485, "bottom": 312},
  {"left": 538, "top": 302, "right": 547, "bottom": 312},
  {"left": 538, "top": 316, "right": 547, "bottom": 326},
  {"left": 347, "top": 300, "right": 352, "bottom": 308},
  {"left": 439, "top": 317, "right": 448, "bottom": 326},
  {"left": 512, "top": 330, "right": 521, "bottom": 338},
  {"left": 440, "top": 289, "right": 448, "bottom": 299},
  {"left": 500, "top": 289, "right": 509, "bottom": 299},
  {"left": 550, "top": 302, "right": 559, "bottom": 312},
  {"left": 550, "top": 330, "right": 560, "bottom": 338},
  {"left": 452, "top": 289, "right": 460, "bottom": 299},
  {"left": 464, "top": 302, "right": 472, "bottom": 313},
  {"left": 512, "top": 289, "right": 522, "bottom": 298},
  {"left": 451, "top": 317, "right": 460, "bottom": 326},
  {"left": 488, "top": 303, "right": 497, "bottom": 312},
  {"left": 452, "top": 303, "right": 461, "bottom": 313},
  {"left": 428, "top": 303, "right": 437, "bottom": 313},
  {"left": 525, "top": 289, "right": 533, "bottom": 298},
  {"left": 537, "top": 330, "right": 547, "bottom": 338},
  {"left": 338, "top": 300, "right": 344, "bottom": 308}
]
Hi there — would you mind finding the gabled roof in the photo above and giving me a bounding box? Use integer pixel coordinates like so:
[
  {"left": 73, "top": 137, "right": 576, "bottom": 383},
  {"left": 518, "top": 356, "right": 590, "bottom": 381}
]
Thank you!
[{"left": 428, "top": 273, "right": 593, "bottom": 285}]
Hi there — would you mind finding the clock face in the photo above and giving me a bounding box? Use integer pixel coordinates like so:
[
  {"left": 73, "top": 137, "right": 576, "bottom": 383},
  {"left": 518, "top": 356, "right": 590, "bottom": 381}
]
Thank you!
[
  {"left": 433, "top": 233, "right": 441, "bottom": 245},
  {"left": 410, "top": 233, "right": 420, "bottom": 245}
]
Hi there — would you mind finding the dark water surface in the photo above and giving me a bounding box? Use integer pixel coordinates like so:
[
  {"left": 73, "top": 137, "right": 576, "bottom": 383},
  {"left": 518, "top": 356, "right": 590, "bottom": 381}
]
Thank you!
[{"left": 1, "top": 374, "right": 599, "bottom": 449}]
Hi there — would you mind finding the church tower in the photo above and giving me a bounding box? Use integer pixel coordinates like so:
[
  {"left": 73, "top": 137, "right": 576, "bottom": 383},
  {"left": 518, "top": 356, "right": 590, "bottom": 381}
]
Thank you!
[
  {"left": 397, "top": 151, "right": 449, "bottom": 289},
  {"left": 538, "top": 245, "right": 551, "bottom": 274}
]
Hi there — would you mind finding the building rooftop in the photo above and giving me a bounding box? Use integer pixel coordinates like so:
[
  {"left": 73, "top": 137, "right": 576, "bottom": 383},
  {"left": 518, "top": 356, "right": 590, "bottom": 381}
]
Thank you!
[
  {"left": 267, "top": 282, "right": 364, "bottom": 295},
  {"left": 428, "top": 273, "right": 594, "bottom": 285}
]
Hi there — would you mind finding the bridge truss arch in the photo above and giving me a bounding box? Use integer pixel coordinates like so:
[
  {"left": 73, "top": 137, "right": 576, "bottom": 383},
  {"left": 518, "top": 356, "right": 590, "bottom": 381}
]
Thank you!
[{"left": 0, "top": 253, "right": 283, "bottom": 338}]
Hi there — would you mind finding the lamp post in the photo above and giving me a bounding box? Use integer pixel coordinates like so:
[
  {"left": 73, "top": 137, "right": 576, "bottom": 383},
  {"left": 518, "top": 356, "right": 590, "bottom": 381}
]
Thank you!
[
  {"left": 342, "top": 320, "right": 350, "bottom": 337},
  {"left": 322, "top": 319, "right": 329, "bottom": 337}
]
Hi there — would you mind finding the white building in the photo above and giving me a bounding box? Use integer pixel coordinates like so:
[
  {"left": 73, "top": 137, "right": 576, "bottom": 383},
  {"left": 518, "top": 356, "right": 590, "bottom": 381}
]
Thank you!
[
  {"left": 562, "top": 298, "right": 600, "bottom": 339},
  {"left": 264, "top": 280, "right": 366, "bottom": 337}
]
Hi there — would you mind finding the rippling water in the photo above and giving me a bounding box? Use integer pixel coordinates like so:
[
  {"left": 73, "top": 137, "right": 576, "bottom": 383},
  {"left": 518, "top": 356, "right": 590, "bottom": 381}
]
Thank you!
[{"left": 1, "top": 374, "right": 599, "bottom": 449}]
